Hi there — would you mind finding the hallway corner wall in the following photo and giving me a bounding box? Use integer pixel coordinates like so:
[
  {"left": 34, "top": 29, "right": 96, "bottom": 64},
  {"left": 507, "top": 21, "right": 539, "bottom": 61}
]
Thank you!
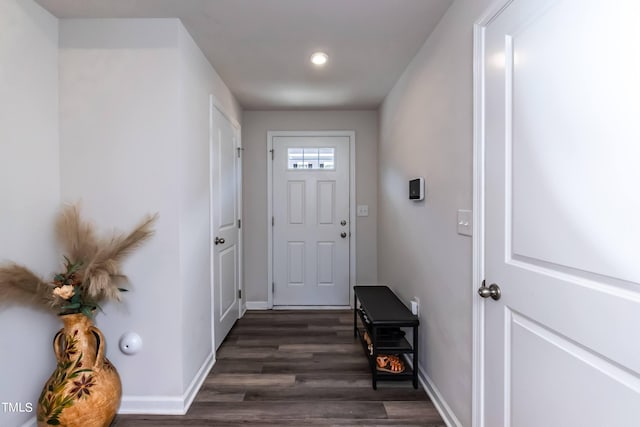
[{"left": 0, "top": 1, "right": 60, "bottom": 426}]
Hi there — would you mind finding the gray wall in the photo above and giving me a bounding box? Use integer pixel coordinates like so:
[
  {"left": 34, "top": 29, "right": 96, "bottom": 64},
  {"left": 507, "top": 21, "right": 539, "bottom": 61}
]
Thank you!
[
  {"left": 0, "top": 2, "right": 60, "bottom": 426},
  {"left": 242, "top": 111, "right": 378, "bottom": 304},
  {"left": 59, "top": 18, "right": 241, "bottom": 411},
  {"left": 378, "top": 0, "right": 493, "bottom": 425}
]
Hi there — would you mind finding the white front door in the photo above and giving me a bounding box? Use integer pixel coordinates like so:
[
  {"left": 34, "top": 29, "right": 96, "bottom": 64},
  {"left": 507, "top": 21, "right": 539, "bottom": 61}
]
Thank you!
[
  {"left": 272, "top": 135, "right": 350, "bottom": 306},
  {"left": 211, "top": 104, "right": 240, "bottom": 349},
  {"left": 481, "top": 0, "right": 640, "bottom": 425}
]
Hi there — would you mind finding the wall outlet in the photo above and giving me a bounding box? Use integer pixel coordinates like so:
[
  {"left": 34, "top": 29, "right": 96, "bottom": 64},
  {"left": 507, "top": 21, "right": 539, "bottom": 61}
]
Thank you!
[{"left": 411, "top": 297, "right": 420, "bottom": 315}]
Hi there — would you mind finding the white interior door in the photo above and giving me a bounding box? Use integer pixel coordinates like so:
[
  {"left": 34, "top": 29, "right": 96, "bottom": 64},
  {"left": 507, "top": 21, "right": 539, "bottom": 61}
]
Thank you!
[
  {"left": 481, "top": 1, "right": 640, "bottom": 426},
  {"left": 211, "top": 104, "right": 239, "bottom": 349},
  {"left": 272, "top": 135, "right": 350, "bottom": 306}
]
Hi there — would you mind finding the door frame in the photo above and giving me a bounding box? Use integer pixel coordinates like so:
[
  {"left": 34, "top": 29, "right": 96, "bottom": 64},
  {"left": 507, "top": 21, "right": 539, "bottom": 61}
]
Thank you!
[
  {"left": 266, "top": 130, "right": 356, "bottom": 309},
  {"left": 209, "top": 95, "right": 243, "bottom": 351},
  {"left": 471, "top": 2, "right": 514, "bottom": 426}
]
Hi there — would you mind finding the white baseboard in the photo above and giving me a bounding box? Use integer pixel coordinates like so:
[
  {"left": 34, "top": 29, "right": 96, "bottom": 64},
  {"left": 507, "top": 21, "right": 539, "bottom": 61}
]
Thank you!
[
  {"left": 182, "top": 352, "right": 215, "bottom": 413},
  {"left": 245, "top": 301, "right": 269, "bottom": 310},
  {"left": 118, "top": 352, "right": 215, "bottom": 415},
  {"left": 403, "top": 356, "right": 462, "bottom": 427},
  {"left": 118, "top": 395, "right": 185, "bottom": 415}
]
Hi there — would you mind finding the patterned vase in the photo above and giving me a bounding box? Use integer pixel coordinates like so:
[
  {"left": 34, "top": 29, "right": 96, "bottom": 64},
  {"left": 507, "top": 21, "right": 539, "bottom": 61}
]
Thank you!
[{"left": 37, "top": 314, "right": 122, "bottom": 427}]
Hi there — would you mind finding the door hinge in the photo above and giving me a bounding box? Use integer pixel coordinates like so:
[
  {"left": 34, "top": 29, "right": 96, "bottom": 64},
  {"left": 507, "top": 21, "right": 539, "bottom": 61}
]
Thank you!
[
  {"left": 238, "top": 219, "right": 241, "bottom": 229},
  {"left": 272, "top": 282, "right": 275, "bottom": 294},
  {"left": 270, "top": 148, "right": 274, "bottom": 160},
  {"left": 272, "top": 216, "right": 275, "bottom": 226},
  {"left": 238, "top": 289, "right": 242, "bottom": 299},
  {"left": 237, "top": 147, "right": 244, "bottom": 158}
]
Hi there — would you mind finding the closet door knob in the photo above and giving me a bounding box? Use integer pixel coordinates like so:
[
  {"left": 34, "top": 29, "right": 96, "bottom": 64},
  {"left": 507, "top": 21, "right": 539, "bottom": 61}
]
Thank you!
[{"left": 478, "top": 281, "right": 501, "bottom": 301}]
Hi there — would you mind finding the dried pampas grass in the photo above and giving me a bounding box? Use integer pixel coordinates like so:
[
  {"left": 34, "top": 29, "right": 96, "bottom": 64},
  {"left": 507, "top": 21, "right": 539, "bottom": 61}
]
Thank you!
[
  {"left": 80, "top": 213, "right": 158, "bottom": 301},
  {"left": 0, "top": 263, "right": 58, "bottom": 311},
  {"left": 55, "top": 204, "right": 158, "bottom": 302},
  {"left": 0, "top": 204, "right": 157, "bottom": 315},
  {"left": 55, "top": 204, "right": 100, "bottom": 265}
]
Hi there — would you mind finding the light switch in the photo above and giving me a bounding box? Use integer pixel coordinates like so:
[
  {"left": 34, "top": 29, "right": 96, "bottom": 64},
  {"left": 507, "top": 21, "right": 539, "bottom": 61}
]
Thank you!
[
  {"left": 457, "top": 209, "right": 473, "bottom": 236},
  {"left": 357, "top": 205, "right": 369, "bottom": 217}
]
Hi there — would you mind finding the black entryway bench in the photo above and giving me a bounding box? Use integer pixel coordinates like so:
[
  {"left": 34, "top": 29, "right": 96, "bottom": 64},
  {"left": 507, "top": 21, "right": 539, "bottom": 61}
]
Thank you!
[{"left": 353, "top": 285, "right": 419, "bottom": 389}]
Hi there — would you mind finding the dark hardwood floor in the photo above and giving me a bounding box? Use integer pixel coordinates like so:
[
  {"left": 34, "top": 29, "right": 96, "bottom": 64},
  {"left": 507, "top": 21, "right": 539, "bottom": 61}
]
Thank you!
[{"left": 113, "top": 310, "right": 445, "bottom": 426}]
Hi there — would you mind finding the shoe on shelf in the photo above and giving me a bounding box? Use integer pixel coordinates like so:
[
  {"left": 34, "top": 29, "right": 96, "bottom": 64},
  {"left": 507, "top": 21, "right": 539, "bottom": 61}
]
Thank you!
[
  {"left": 375, "top": 354, "right": 405, "bottom": 373},
  {"left": 363, "top": 331, "right": 374, "bottom": 355}
]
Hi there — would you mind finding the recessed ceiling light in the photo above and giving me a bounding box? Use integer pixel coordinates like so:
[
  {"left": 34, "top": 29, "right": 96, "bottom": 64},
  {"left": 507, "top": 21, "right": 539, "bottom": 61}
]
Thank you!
[{"left": 310, "top": 52, "right": 328, "bottom": 66}]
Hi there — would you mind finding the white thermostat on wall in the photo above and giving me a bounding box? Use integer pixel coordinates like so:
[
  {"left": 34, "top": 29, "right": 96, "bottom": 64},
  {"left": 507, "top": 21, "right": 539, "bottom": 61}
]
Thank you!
[{"left": 409, "top": 178, "right": 425, "bottom": 201}]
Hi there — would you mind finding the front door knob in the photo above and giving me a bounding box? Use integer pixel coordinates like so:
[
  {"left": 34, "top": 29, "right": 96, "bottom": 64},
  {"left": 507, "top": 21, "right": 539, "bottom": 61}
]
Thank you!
[
  {"left": 214, "top": 236, "right": 225, "bottom": 245},
  {"left": 478, "top": 281, "right": 501, "bottom": 300},
  {"left": 340, "top": 232, "right": 347, "bottom": 238}
]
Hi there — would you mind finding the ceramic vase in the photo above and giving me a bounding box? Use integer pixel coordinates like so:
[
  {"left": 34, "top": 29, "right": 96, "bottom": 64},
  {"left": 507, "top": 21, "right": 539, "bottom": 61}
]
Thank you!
[{"left": 37, "top": 314, "right": 121, "bottom": 427}]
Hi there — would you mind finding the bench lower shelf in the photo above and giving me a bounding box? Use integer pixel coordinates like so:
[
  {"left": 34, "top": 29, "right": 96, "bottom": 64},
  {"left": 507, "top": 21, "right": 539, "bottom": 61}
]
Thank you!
[{"left": 356, "top": 328, "right": 415, "bottom": 381}]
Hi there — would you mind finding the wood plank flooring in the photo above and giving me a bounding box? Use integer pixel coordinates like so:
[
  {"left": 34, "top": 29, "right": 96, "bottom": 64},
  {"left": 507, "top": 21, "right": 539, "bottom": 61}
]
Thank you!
[{"left": 113, "top": 310, "right": 445, "bottom": 426}]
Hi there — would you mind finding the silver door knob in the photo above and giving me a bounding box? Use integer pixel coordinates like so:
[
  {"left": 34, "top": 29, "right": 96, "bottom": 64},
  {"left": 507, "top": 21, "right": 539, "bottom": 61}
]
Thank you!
[
  {"left": 340, "top": 232, "right": 347, "bottom": 238},
  {"left": 341, "top": 220, "right": 347, "bottom": 226},
  {"left": 214, "top": 237, "right": 225, "bottom": 245},
  {"left": 478, "top": 281, "right": 501, "bottom": 300}
]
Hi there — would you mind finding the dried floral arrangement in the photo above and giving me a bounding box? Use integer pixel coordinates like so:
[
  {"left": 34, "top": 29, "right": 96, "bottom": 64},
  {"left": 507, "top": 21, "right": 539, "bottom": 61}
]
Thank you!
[{"left": 0, "top": 204, "right": 157, "bottom": 318}]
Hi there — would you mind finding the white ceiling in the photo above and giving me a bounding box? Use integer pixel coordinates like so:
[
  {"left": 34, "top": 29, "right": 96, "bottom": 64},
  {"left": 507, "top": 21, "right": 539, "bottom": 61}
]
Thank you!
[{"left": 36, "top": 0, "right": 452, "bottom": 110}]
